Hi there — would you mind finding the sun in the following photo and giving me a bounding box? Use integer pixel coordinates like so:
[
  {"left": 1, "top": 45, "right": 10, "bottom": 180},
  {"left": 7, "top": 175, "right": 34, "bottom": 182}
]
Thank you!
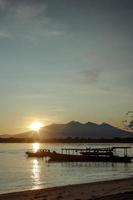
[{"left": 29, "top": 122, "right": 44, "bottom": 131}]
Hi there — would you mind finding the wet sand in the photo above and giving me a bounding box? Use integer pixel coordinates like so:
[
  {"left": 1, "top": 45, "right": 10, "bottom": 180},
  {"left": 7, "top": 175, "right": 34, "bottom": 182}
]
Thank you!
[
  {"left": 96, "top": 191, "right": 133, "bottom": 200},
  {"left": 0, "top": 178, "right": 133, "bottom": 200}
]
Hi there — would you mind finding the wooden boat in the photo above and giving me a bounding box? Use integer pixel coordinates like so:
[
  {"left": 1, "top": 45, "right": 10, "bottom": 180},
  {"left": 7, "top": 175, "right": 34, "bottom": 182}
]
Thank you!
[
  {"left": 25, "top": 149, "right": 51, "bottom": 158},
  {"left": 26, "top": 147, "right": 132, "bottom": 163}
]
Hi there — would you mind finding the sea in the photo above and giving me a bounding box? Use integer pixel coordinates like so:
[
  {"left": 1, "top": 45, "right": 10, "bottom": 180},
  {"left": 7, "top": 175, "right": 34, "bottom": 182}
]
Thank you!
[{"left": 0, "top": 143, "right": 133, "bottom": 194}]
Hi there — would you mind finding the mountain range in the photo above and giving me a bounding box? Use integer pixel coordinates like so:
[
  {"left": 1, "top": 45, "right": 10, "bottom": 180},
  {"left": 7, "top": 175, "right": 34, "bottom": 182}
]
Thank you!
[{"left": 11, "top": 121, "right": 133, "bottom": 139}]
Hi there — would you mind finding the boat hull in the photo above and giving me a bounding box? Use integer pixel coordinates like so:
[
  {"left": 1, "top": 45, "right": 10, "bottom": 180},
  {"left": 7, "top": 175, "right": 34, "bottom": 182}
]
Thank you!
[{"left": 26, "top": 151, "right": 132, "bottom": 163}]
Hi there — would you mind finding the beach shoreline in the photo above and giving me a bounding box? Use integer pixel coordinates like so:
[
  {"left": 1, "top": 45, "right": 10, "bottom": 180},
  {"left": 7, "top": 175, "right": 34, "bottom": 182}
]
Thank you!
[{"left": 0, "top": 177, "right": 133, "bottom": 200}]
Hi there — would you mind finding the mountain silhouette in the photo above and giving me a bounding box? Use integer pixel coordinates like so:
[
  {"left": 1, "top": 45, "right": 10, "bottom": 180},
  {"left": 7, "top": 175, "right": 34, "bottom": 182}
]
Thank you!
[{"left": 13, "top": 121, "right": 133, "bottom": 139}]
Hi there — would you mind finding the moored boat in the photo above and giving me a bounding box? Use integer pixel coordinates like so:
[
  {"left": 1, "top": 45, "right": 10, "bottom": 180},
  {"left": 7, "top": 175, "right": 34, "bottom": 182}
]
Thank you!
[{"left": 26, "top": 146, "right": 132, "bottom": 163}]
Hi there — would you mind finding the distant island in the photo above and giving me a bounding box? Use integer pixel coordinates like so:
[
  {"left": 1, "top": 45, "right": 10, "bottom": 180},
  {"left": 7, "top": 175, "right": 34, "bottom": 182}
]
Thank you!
[
  {"left": 0, "top": 121, "right": 133, "bottom": 143},
  {"left": 0, "top": 137, "right": 133, "bottom": 143}
]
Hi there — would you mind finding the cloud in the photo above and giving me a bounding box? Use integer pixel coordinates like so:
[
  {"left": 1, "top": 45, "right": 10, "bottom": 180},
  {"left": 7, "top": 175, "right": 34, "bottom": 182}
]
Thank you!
[
  {"left": 0, "top": 0, "right": 65, "bottom": 42},
  {"left": 0, "top": 0, "right": 47, "bottom": 20},
  {"left": 128, "top": 120, "right": 133, "bottom": 129},
  {"left": 0, "top": 0, "right": 47, "bottom": 25},
  {"left": 79, "top": 69, "right": 100, "bottom": 84},
  {"left": 124, "top": 111, "right": 133, "bottom": 130},
  {"left": 50, "top": 107, "right": 65, "bottom": 113},
  {"left": 0, "top": 31, "right": 12, "bottom": 39},
  {"left": 14, "top": 2, "right": 47, "bottom": 20},
  {"left": 126, "top": 111, "right": 133, "bottom": 115},
  {"left": 47, "top": 30, "right": 65, "bottom": 37},
  {"left": 17, "top": 94, "right": 49, "bottom": 99},
  {"left": 0, "top": 0, "right": 7, "bottom": 10}
]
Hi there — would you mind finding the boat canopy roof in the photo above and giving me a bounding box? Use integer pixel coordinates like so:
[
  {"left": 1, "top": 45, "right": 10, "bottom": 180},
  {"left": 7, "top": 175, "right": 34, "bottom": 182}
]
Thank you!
[{"left": 61, "top": 147, "right": 131, "bottom": 152}]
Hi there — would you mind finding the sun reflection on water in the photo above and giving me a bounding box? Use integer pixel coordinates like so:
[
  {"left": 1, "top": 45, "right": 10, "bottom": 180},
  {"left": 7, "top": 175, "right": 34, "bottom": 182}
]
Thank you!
[
  {"left": 32, "top": 142, "right": 40, "bottom": 152},
  {"left": 31, "top": 159, "right": 41, "bottom": 189}
]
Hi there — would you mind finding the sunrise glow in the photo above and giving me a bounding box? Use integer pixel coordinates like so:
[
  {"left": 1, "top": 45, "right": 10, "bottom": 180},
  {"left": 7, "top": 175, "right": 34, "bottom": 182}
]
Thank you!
[{"left": 29, "top": 122, "right": 44, "bottom": 132}]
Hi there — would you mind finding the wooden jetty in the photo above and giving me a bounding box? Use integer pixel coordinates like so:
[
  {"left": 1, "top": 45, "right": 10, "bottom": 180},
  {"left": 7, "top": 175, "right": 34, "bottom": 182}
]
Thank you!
[{"left": 26, "top": 146, "right": 132, "bottom": 163}]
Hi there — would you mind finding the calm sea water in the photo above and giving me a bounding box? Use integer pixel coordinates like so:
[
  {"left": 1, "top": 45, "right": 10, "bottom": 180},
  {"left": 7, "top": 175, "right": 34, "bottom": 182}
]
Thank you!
[{"left": 0, "top": 143, "right": 133, "bottom": 194}]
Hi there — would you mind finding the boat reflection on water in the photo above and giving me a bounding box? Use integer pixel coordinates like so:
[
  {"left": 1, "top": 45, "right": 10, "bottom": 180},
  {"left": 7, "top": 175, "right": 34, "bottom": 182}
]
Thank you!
[{"left": 31, "top": 158, "right": 41, "bottom": 190}]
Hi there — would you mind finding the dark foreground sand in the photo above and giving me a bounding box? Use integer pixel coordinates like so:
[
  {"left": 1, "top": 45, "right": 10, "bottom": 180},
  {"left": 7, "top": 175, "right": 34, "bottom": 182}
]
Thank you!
[{"left": 0, "top": 178, "right": 133, "bottom": 200}]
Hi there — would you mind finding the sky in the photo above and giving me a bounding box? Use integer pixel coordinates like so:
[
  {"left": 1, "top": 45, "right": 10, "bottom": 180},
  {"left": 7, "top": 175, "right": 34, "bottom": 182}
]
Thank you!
[{"left": 0, "top": 0, "right": 133, "bottom": 134}]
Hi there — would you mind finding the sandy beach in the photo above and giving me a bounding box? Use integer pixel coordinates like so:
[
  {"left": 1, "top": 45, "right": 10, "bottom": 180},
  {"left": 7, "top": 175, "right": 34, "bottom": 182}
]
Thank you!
[{"left": 0, "top": 178, "right": 133, "bottom": 200}]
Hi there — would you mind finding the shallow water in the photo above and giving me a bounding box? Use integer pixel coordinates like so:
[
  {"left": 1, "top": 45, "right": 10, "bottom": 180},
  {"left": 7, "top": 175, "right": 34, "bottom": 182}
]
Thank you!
[{"left": 0, "top": 143, "right": 133, "bottom": 194}]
